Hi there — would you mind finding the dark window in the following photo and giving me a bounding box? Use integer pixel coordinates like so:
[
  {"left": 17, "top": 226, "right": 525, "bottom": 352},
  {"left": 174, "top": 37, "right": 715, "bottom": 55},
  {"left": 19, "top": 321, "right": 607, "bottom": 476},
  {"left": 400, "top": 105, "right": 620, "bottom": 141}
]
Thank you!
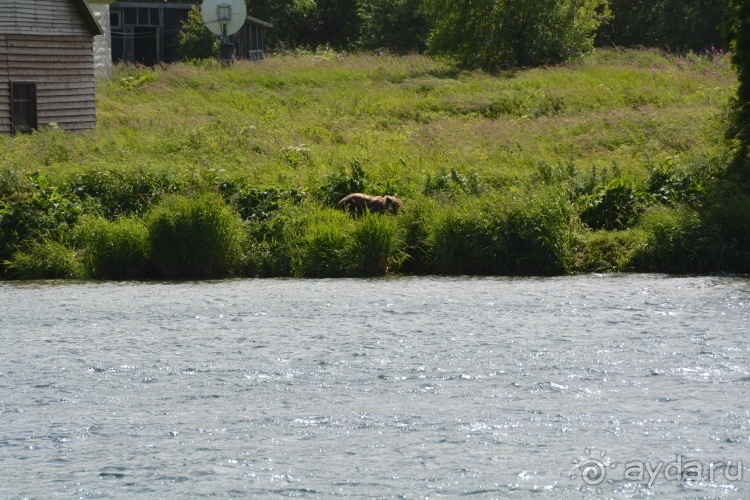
[
  {"left": 150, "top": 8, "right": 160, "bottom": 25},
  {"left": 110, "top": 10, "right": 121, "bottom": 28},
  {"left": 11, "top": 82, "right": 37, "bottom": 134},
  {"left": 124, "top": 8, "right": 136, "bottom": 25},
  {"left": 138, "top": 7, "right": 149, "bottom": 25}
]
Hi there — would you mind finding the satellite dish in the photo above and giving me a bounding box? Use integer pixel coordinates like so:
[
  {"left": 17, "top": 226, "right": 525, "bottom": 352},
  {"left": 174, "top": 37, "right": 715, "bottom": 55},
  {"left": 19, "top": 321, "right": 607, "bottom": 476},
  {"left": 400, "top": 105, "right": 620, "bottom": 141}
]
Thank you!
[{"left": 201, "top": 0, "right": 246, "bottom": 39}]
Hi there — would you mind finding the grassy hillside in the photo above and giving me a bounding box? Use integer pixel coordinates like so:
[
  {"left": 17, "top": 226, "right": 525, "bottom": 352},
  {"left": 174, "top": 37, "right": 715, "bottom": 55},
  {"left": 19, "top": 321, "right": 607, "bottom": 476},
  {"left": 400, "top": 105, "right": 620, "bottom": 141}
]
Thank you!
[{"left": 1, "top": 48, "right": 748, "bottom": 279}]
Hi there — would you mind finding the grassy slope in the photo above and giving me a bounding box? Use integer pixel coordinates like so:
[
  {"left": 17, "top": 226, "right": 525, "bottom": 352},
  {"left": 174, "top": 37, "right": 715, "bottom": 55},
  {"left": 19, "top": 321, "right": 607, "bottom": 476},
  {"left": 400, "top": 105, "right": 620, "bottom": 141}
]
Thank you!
[
  {"left": 0, "top": 48, "right": 736, "bottom": 187},
  {"left": 1, "top": 48, "right": 745, "bottom": 278}
]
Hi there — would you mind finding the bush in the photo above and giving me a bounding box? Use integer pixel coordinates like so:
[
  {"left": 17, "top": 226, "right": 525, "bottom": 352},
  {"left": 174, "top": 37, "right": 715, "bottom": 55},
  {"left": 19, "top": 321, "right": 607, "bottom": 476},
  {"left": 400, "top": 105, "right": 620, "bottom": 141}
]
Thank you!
[
  {"left": 429, "top": 192, "right": 577, "bottom": 275},
  {"left": 0, "top": 173, "right": 84, "bottom": 268},
  {"left": 423, "top": 167, "right": 482, "bottom": 198},
  {"left": 725, "top": 0, "right": 750, "bottom": 165},
  {"left": 147, "top": 193, "right": 245, "bottom": 278},
  {"left": 646, "top": 157, "right": 715, "bottom": 206},
  {"left": 579, "top": 177, "right": 647, "bottom": 230},
  {"left": 218, "top": 182, "right": 306, "bottom": 221},
  {"left": 597, "top": 0, "right": 729, "bottom": 52},
  {"left": 68, "top": 168, "right": 183, "bottom": 219},
  {"left": 426, "top": 0, "right": 610, "bottom": 70},
  {"left": 73, "top": 215, "right": 150, "bottom": 279},
  {"left": 6, "top": 239, "right": 85, "bottom": 279},
  {"left": 358, "top": 0, "right": 430, "bottom": 53},
  {"left": 397, "top": 196, "right": 437, "bottom": 273},
  {"left": 283, "top": 204, "right": 405, "bottom": 277},
  {"left": 350, "top": 213, "right": 404, "bottom": 275},
  {"left": 573, "top": 229, "right": 647, "bottom": 273},
  {"left": 176, "top": 6, "right": 218, "bottom": 60},
  {"left": 636, "top": 195, "right": 750, "bottom": 273}
]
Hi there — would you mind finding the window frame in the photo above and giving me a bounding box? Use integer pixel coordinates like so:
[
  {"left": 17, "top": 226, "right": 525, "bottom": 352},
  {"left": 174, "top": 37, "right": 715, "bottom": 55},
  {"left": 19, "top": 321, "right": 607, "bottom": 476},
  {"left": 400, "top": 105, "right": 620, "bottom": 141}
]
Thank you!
[{"left": 110, "top": 10, "right": 122, "bottom": 29}]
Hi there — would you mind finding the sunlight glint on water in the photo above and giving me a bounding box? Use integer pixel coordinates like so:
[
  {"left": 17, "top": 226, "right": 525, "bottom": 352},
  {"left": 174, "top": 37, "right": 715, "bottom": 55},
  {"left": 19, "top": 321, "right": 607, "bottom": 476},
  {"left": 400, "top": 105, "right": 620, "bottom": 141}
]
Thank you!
[{"left": 0, "top": 275, "right": 748, "bottom": 497}]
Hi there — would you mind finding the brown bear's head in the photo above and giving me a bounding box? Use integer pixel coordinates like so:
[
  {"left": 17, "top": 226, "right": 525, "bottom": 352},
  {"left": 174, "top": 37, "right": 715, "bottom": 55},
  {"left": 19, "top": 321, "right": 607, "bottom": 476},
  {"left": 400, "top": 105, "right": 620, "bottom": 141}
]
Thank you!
[{"left": 384, "top": 195, "right": 403, "bottom": 213}]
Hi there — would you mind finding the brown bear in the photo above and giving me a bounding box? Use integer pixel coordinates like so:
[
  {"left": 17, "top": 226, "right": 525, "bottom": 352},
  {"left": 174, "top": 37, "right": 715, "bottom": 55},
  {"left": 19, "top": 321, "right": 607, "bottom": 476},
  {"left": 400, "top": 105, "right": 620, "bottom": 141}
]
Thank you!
[{"left": 336, "top": 193, "right": 403, "bottom": 215}]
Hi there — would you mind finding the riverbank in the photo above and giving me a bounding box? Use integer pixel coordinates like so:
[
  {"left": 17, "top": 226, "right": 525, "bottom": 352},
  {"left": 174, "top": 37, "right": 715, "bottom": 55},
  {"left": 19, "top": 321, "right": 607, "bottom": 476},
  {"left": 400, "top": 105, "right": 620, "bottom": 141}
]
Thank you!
[{"left": 1, "top": 48, "right": 748, "bottom": 279}]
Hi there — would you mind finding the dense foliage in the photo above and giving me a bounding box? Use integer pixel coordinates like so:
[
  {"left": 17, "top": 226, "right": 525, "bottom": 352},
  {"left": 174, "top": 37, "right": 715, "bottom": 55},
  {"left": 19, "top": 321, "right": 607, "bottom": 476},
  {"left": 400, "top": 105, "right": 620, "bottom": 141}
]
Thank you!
[
  {"left": 176, "top": 7, "right": 218, "bottom": 60},
  {"left": 597, "top": 0, "right": 730, "bottom": 51},
  {"left": 425, "top": 0, "right": 610, "bottom": 69},
  {"left": 725, "top": 0, "right": 750, "bottom": 165},
  {"left": 166, "top": 0, "right": 734, "bottom": 67},
  {"left": 357, "top": 0, "right": 429, "bottom": 53}
]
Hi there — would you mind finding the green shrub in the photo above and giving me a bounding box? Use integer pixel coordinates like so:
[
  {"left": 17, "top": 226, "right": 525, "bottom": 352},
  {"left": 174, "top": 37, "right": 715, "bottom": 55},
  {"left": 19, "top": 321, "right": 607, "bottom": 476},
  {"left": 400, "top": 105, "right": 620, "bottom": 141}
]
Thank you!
[
  {"left": 291, "top": 208, "right": 354, "bottom": 277},
  {"left": 317, "top": 160, "right": 374, "bottom": 207},
  {"left": 6, "top": 239, "right": 85, "bottom": 279},
  {"left": 283, "top": 204, "right": 405, "bottom": 277},
  {"left": 429, "top": 192, "right": 576, "bottom": 275},
  {"left": 724, "top": 0, "right": 750, "bottom": 164},
  {"left": 350, "top": 213, "right": 405, "bottom": 276},
  {"left": 423, "top": 167, "right": 482, "bottom": 198},
  {"left": 68, "top": 168, "right": 183, "bottom": 219},
  {"left": 397, "top": 196, "right": 437, "bottom": 273},
  {"left": 426, "top": 0, "right": 610, "bottom": 70},
  {"left": 176, "top": 6, "right": 218, "bottom": 60},
  {"left": 0, "top": 173, "right": 84, "bottom": 268},
  {"left": 573, "top": 229, "right": 647, "bottom": 273},
  {"left": 636, "top": 195, "right": 750, "bottom": 273},
  {"left": 646, "top": 157, "right": 716, "bottom": 206},
  {"left": 218, "top": 182, "right": 306, "bottom": 221},
  {"left": 73, "top": 215, "right": 150, "bottom": 279},
  {"left": 579, "top": 177, "right": 647, "bottom": 230},
  {"left": 147, "top": 193, "right": 245, "bottom": 278}
]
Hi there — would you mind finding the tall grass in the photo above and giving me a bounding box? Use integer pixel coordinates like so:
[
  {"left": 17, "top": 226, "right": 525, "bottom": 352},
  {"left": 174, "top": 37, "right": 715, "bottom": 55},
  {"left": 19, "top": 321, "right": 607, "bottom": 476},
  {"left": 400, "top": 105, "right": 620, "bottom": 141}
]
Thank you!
[
  {"left": 279, "top": 204, "right": 404, "bottom": 277},
  {"left": 73, "top": 215, "right": 150, "bottom": 279},
  {"left": 427, "top": 191, "right": 577, "bottom": 275},
  {"left": 147, "top": 194, "right": 245, "bottom": 278},
  {"left": 636, "top": 194, "right": 750, "bottom": 273},
  {"left": 6, "top": 239, "right": 85, "bottom": 279}
]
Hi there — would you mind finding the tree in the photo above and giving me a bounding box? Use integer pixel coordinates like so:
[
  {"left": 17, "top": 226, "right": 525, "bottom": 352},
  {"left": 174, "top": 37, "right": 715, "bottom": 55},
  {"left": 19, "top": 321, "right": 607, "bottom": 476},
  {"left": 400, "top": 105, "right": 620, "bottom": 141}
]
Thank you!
[
  {"left": 596, "top": 0, "right": 730, "bottom": 52},
  {"left": 425, "top": 0, "right": 610, "bottom": 70},
  {"left": 176, "top": 6, "right": 217, "bottom": 60},
  {"left": 247, "top": 0, "right": 317, "bottom": 49},
  {"left": 726, "top": 0, "right": 750, "bottom": 164},
  {"left": 358, "top": 0, "right": 430, "bottom": 53}
]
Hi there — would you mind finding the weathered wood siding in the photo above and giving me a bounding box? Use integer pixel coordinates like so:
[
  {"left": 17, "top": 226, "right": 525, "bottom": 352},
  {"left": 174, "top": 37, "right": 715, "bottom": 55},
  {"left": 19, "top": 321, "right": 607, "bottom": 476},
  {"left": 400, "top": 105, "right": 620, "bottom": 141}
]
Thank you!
[
  {"left": 0, "top": 0, "right": 91, "bottom": 36},
  {"left": 0, "top": 34, "right": 96, "bottom": 134},
  {"left": 0, "top": 36, "right": 9, "bottom": 135}
]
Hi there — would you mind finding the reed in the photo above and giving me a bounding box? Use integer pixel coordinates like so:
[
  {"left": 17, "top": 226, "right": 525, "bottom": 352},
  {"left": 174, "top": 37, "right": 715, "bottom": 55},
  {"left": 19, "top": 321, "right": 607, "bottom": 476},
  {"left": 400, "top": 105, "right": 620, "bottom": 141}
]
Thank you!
[
  {"left": 147, "top": 193, "right": 245, "bottom": 278},
  {"left": 350, "top": 213, "right": 405, "bottom": 276},
  {"left": 428, "top": 191, "right": 577, "bottom": 275},
  {"left": 6, "top": 239, "right": 84, "bottom": 279},
  {"left": 636, "top": 194, "right": 750, "bottom": 273},
  {"left": 73, "top": 215, "right": 150, "bottom": 279}
]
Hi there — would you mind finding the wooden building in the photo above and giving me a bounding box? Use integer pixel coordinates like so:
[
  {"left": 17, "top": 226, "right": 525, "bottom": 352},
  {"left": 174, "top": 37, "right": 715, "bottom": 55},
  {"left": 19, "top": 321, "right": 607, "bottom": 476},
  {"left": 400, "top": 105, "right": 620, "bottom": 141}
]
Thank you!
[
  {"left": 109, "top": 2, "right": 271, "bottom": 65},
  {"left": 0, "top": 0, "right": 103, "bottom": 135}
]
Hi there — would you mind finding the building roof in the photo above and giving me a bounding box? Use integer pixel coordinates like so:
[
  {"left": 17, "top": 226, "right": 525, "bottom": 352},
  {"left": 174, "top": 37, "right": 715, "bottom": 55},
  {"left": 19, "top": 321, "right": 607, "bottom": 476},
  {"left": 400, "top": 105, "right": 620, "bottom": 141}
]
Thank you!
[{"left": 76, "top": 0, "right": 104, "bottom": 36}]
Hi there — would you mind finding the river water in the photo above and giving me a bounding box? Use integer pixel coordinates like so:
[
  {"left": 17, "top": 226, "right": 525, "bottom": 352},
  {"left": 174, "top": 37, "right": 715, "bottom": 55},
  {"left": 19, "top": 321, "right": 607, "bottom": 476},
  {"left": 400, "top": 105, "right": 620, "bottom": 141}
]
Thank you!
[{"left": 1, "top": 275, "right": 748, "bottom": 498}]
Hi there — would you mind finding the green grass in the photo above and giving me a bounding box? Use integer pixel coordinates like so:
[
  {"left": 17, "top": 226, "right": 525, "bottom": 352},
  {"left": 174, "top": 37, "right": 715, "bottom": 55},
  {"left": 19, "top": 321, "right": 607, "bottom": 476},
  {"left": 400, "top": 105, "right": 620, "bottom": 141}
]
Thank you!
[
  {"left": 0, "top": 48, "right": 746, "bottom": 279},
  {"left": 147, "top": 193, "right": 246, "bottom": 278}
]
